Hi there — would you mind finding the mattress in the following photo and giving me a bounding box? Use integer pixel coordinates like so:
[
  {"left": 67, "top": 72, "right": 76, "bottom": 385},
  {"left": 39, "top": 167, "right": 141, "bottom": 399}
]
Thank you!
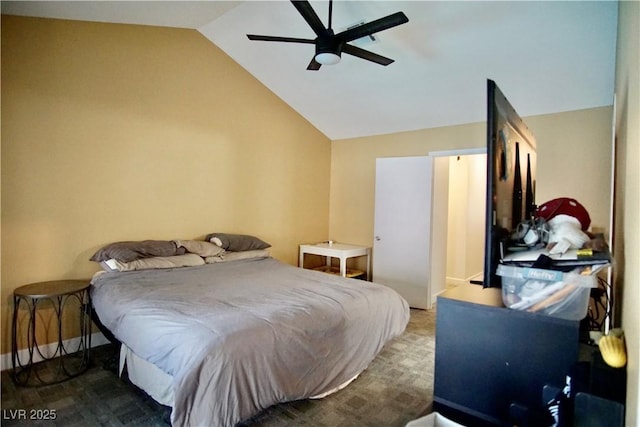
[{"left": 119, "top": 344, "right": 359, "bottom": 407}]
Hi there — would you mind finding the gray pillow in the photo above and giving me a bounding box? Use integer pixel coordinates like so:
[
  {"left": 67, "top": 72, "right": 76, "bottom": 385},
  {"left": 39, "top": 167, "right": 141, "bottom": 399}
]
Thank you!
[
  {"left": 204, "top": 249, "right": 270, "bottom": 263},
  {"left": 205, "top": 233, "right": 271, "bottom": 252},
  {"left": 107, "top": 254, "right": 205, "bottom": 271},
  {"left": 90, "top": 240, "right": 185, "bottom": 262},
  {"left": 173, "top": 240, "right": 225, "bottom": 257}
]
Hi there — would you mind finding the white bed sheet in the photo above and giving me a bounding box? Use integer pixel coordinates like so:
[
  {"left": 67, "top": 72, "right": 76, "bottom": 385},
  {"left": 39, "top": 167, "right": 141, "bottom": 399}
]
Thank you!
[
  {"left": 119, "top": 344, "right": 360, "bottom": 409},
  {"left": 120, "top": 345, "right": 174, "bottom": 407}
]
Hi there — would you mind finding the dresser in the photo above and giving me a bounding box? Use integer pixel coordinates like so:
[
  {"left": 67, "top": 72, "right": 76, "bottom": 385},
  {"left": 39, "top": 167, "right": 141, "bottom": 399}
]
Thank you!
[{"left": 433, "top": 284, "right": 580, "bottom": 426}]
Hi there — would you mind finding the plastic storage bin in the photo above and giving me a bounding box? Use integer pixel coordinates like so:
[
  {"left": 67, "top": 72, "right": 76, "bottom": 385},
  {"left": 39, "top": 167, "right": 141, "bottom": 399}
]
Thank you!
[{"left": 497, "top": 264, "right": 597, "bottom": 320}]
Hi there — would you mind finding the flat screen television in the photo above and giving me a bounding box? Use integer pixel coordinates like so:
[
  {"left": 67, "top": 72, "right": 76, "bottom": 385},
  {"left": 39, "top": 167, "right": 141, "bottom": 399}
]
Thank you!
[{"left": 483, "top": 79, "right": 537, "bottom": 288}]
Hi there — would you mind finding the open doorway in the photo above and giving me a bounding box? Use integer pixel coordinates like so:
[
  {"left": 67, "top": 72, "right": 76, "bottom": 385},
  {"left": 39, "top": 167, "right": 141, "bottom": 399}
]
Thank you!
[{"left": 429, "top": 149, "right": 486, "bottom": 305}]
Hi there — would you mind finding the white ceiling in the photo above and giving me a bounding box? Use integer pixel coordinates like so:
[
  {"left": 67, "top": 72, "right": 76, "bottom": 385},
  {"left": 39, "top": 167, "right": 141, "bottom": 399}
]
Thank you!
[{"left": 1, "top": 1, "right": 619, "bottom": 140}]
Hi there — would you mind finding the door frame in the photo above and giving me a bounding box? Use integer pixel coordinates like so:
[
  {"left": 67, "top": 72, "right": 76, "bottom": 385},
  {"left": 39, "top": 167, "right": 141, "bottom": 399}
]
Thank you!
[{"left": 428, "top": 148, "right": 487, "bottom": 306}]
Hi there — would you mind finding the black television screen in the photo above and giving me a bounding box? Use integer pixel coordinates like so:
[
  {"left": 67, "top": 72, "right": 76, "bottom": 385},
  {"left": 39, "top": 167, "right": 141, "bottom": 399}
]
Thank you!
[{"left": 483, "top": 79, "right": 537, "bottom": 288}]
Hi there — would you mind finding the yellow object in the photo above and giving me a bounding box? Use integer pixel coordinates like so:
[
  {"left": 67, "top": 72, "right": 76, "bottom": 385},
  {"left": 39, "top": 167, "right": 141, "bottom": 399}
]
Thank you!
[
  {"left": 576, "top": 248, "right": 593, "bottom": 256},
  {"left": 599, "top": 334, "right": 627, "bottom": 368}
]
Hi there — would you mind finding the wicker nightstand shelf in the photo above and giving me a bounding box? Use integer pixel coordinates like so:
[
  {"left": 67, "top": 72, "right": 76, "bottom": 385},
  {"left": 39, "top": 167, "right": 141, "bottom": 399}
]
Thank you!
[{"left": 311, "top": 265, "right": 365, "bottom": 279}]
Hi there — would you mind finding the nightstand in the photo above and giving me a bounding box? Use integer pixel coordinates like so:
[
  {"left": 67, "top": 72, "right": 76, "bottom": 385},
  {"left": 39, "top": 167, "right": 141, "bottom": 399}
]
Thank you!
[
  {"left": 299, "top": 242, "right": 371, "bottom": 280},
  {"left": 11, "top": 279, "right": 92, "bottom": 386}
]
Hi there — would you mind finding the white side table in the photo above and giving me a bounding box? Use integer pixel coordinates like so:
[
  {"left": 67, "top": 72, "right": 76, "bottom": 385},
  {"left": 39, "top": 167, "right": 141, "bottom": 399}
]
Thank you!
[{"left": 299, "top": 242, "right": 371, "bottom": 280}]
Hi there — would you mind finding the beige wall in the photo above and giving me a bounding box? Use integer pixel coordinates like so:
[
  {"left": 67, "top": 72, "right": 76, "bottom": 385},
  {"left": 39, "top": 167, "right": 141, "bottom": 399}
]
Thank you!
[
  {"left": 1, "top": 16, "right": 331, "bottom": 355},
  {"left": 526, "top": 108, "right": 614, "bottom": 235},
  {"left": 614, "top": 1, "right": 639, "bottom": 423},
  {"left": 329, "top": 106, "right": 613, "bottom": 252},
  {"left": 430, "top": 156, "right": 450, "bottom": 299},
  {"left": 329, "top": 122, "right": 485, "bottom": 246},
  {"left": 446, "top": 154, "right": 486, "bottom": 284},
  {"left": 446, "top": 157, "right": 468, "bottom": 283}
]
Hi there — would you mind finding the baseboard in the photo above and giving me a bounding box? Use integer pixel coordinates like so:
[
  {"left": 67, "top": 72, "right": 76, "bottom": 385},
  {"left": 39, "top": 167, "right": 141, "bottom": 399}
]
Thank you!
[
  {"left": 447, "top": 272, "right": 484, "bottom": 287},
  {"left": 445, "top": 277, "right": 469, "bottom": 288},
  {"left": 432, "top": 288, "right": 448, "bottom": 306},
  {"left": 435, "top": 274, "right": 485, "bottom": 305},
  {"left": 0, "top": 332, "right": 110, "bottom": 372}
]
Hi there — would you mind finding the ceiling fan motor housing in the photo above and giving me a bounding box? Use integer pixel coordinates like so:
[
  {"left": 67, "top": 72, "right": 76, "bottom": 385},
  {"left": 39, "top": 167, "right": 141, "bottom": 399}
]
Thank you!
[{"left": 315, "top": 34, "right": 343, "bottom": 57}]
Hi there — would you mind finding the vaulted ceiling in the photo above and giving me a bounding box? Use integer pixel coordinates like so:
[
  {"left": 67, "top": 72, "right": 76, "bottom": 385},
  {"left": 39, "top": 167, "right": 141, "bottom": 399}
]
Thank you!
[{"left": 1, "top": 1, "right": 619, "bottom": 140}]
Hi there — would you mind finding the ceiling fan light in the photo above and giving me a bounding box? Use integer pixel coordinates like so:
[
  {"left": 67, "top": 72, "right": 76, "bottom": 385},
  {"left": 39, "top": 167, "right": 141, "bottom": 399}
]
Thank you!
[{"left": 315, "top": 52, "right": 341, "bottom": 65}]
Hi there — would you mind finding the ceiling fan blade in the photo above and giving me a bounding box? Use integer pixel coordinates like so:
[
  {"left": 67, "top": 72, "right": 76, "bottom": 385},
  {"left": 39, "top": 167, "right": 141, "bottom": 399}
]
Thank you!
[
  {"left": 291, "top": 1, "right": 330, "bottom": 37},
  {"left": 307, "top": 57, "right": 322, "bottom": 71},
  {"left": 336, "top": 11, "right": 408, "bottom": 43},
  {"left": 247, "top": 34, "right": 315, "bottom": 44},
  {"left": 343, "top": 44, "right": 394, "bottom": 66}
]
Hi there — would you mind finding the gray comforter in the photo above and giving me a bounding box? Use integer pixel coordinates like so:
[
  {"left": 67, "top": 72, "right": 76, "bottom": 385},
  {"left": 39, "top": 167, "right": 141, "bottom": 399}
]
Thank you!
[{"left": 91, "top": 256, "right": 409, "bottom": 426}]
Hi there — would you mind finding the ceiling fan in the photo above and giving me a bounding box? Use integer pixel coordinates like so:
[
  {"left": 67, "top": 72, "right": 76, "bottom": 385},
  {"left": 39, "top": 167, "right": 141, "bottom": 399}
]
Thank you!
[{"left": 247, "top": 0, "right": 409, "bottom": 70}]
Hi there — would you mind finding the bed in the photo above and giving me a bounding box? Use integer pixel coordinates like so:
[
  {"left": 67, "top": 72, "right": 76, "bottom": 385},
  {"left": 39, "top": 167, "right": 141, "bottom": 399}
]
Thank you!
[{"left": 89, "top": 236, "right": 410, "bottom": 427}]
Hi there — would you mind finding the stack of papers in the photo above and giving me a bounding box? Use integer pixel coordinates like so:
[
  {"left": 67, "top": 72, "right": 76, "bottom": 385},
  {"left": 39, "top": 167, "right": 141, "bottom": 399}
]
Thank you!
[{"left": 501, "top": 248, "right": 611, "bottom": 268}]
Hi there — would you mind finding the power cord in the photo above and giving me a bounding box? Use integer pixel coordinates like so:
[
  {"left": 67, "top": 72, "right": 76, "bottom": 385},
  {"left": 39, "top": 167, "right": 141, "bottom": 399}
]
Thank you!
[{"left": 586, "top": 276, "right": 612, "bottom": 332}]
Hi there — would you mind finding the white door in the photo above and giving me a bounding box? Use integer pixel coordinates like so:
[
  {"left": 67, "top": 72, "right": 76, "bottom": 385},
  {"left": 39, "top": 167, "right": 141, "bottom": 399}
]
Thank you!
[{"left": 373, "top": 156, "right": 433, "bottom": 309}]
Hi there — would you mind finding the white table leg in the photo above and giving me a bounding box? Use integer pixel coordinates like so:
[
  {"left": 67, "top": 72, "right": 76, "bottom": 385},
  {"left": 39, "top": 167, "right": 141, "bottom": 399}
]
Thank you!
[{"left": 340, "top": 256, "right": 347, "bottom": 277}]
